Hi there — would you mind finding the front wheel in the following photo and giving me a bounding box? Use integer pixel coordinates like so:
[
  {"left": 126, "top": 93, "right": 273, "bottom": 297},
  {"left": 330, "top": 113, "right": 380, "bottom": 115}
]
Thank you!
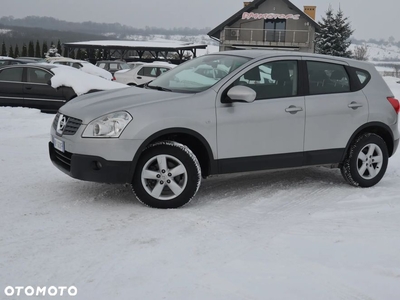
[
  {"left": 341, "top": 133, "right": 389, "bottom": 187},
  {"left": 132, "top": 141, "right": 201, "bottom": 208}
]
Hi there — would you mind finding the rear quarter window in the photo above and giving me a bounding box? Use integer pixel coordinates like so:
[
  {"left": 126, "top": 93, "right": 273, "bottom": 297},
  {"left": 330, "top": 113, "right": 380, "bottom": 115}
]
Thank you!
[{"left": 355, "top": 69, "right": 371, "bottom": 88}]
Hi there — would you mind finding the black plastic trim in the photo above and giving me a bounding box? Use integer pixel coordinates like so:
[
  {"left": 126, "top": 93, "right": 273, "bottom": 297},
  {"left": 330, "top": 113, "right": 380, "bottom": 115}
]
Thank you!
[
  {"left": 49, "top": 142, "right": 131, "bottom": 183},
  {"left": 130, "top": 128, "right": 217, "bottom": 179},
  {"left": 217, "top": 149, "right": 344, "bottom": 174},
  {"left": 342, "top": 122, "right": 395, "bottom": 159}
]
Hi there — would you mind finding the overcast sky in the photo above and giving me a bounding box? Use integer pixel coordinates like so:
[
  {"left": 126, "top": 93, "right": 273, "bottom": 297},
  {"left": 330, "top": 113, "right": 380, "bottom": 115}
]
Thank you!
[{"left": 1, "top": 0, "right": 399, "bottom": 40}]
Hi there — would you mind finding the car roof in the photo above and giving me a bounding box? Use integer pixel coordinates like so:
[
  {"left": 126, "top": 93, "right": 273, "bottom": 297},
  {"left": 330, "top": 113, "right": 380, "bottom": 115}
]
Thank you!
[
  {"left": 96, "top": 60, "right": 126, "bottom": 63},
  {"left": 140, "top": 62, "right": 176, "bottom": 68}
]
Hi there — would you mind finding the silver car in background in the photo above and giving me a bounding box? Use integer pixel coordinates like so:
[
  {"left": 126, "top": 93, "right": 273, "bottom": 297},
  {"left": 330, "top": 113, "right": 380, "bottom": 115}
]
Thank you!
[
  {"left": 114, "top": 62, "right": 176, "bottom": 86},
  {"left": 49, "top": 50, "right": 399, "bottom": 208}
]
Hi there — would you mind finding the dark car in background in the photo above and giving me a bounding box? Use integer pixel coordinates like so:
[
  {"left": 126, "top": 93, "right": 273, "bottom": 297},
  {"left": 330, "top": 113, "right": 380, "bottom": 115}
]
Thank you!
[
  {"left": 95, "top": 60, "right": 130, "bottom": 75},
  {"left": 0, "top": 64, "right": 76, "bottom": 112}
]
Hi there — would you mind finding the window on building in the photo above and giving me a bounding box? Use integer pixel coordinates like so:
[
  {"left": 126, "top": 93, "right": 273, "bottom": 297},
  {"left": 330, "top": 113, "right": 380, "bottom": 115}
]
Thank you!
[{"left": 265, "top": 20, "right": 286, "bottom": 42}]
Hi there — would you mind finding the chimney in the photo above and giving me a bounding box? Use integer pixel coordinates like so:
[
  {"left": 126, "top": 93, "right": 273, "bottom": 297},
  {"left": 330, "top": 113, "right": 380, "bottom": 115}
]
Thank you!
[
  {"left": 304, "top": 6, "right": 316, "bottom": 20},
  {"left": 244, "top": 2, "right": 251, "bottom": 7}
]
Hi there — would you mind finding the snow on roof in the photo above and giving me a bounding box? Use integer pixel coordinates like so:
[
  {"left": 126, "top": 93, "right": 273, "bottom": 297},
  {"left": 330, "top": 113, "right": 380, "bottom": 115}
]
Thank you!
[
  {"left": 64, "top": 40, "right": 207, "bottom": 49},
  {"left": 50, "top": 67, "right": 127, "bottom": 96},
  {"left": 0, "top": 56, "right": 13, "bottom": 60}
]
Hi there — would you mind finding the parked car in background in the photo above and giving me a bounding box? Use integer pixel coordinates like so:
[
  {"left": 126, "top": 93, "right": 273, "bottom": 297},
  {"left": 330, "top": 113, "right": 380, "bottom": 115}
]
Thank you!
[
  {"left": 0, "top": 58, "right": 38, "bottom": 66},
  {"left": 0, "top": 64, "right": 76, "bottom": 112},
  {"left": 49, "top": 50, "right": 399, "bottom": 209},
  {"left": 114, "top": 62, "right": 176, "bottom": 86},
  {"left": 50, "top": 59, "right": 113, "bottom": 80},
  {"left": 95, "top": 60, "right": 130, "bottom": 75}
]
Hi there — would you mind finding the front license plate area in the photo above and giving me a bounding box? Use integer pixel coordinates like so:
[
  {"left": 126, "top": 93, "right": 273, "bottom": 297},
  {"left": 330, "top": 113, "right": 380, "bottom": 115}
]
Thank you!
[{"left": 53, "top": 137, "right": 65, "bottom": 153}]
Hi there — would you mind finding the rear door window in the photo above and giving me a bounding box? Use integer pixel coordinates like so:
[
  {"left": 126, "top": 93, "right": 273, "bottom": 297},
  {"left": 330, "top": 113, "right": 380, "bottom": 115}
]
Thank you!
[
  {"left": 307, "top": 61, "right": 350, "bottom": 95},
  {"left": 27, "top": 68, "right": 53, "bottom": 84}
]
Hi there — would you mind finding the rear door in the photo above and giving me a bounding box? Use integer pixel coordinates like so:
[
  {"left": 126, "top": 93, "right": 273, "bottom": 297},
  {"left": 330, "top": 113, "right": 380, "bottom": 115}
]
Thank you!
[
  {"left": 0, "top": 66, "right": 24, "bottom": 107},
  {"left": 23, "top": 67, "right": 67, "bottom": 111},
  {"left": 303, "top": 59, "right": 369, "bottom": 163}
]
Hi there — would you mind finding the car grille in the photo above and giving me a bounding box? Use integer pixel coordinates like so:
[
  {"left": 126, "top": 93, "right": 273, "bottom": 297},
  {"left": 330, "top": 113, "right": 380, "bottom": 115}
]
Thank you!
[
  {"left": 53, "top": 112, "right": 82, "bottom": 136},
  {"left": 53, "top": 148, "right": 72, "bottom": 172}
]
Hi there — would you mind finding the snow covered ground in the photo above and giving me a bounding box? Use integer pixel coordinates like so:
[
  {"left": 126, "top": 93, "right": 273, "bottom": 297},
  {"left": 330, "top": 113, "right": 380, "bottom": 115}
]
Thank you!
[{"left": 0, "top": 78, "right": 400, "bottom": 299}]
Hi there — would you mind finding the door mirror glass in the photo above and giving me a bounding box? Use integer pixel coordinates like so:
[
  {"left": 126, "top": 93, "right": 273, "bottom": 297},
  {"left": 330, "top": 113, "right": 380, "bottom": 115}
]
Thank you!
[{"left": 227, "top": 85, "right": 256, "bottom": 103}]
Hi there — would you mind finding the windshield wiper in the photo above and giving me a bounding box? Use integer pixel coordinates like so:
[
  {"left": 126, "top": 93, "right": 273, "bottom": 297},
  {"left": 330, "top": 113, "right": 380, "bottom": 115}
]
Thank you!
[{"left": 146, "top": 85, "right": 172, "bottom": 92}]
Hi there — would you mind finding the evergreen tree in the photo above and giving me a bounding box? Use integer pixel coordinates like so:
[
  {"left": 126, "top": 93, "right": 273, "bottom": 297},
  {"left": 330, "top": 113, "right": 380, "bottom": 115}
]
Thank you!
[
  {"left": 42, "top": 41, "right": 48, "bottom": 57},
  {"left": 35, "top": 40, "right": 41, "bottom": 58},
  {"left": 63, "top": 47, "right": 68, "bottom": 57},
  {"left": 1, "top": 41, "right": 6, "bottom": 56},
  {"left": 28, "top": 41, "right": 35, "bottom": 57},
  {"left": 315, "top": 7, "right": 353, "bottom": 57},
  {"left": 57, "top": 40, "right": 62, "bottom": 55},
  {"left": 8, "top": 45, "right": 14, "bottom": 58},
  {"left": 14, "top": 44, "right": 20, "bottom": 58},
  {"left": 76, "top": 49, "right": 82, "bottom": 60},
  {"left": 96, "top": 49, "right": 102, "bottom": 60},
  {"left": 69, "top": 49, "right": 75, "bottom": 59},
  {"left": 21, "top": 43, "right": 28, "bottom": 57}
]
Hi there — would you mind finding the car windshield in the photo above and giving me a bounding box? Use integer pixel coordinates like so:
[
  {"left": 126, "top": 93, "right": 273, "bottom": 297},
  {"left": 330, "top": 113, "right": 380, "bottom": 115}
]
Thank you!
[
  {"left": 148, "top": 54, "right": 250, "bottom": 93},
  {"left": 120, "top": 63, "right": 130, "bottom": 70}
]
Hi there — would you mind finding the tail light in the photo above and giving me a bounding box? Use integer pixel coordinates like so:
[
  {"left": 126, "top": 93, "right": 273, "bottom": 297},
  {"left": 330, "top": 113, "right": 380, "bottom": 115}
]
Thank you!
[
  {"left": 112, "top": 76, "right": 116, "bottom": 81},
  {"left": 387, "top": 97, "right": 399, "bottom": 114}
]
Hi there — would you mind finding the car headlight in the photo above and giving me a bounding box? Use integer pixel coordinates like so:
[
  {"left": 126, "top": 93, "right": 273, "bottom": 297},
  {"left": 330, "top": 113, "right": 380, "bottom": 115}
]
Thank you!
[{"left": 82, "top": 111, "right": 132, "bottom": 138}]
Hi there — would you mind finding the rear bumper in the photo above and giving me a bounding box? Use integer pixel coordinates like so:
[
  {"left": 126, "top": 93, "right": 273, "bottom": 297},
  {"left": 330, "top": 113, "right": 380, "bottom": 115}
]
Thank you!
[{"left": 49, "top": 142, "right": 132, "bottom": 184}]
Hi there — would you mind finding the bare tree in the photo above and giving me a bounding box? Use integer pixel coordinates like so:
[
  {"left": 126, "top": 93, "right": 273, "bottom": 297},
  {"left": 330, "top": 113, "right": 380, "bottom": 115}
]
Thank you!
[{"left": 353, "top": 44, "right": 369, "bottom": 61}]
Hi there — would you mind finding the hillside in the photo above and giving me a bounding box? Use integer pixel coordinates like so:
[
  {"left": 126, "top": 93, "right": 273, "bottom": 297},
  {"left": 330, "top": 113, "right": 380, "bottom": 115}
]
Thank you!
[{"left": 0, "top": 16, "right": 210, "bottom": 38}]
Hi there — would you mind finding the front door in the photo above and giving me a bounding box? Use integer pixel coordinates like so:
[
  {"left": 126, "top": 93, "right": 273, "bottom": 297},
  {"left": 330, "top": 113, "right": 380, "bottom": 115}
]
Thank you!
[
  {"left": 23, "top": 67, "right": 66, "bottom": 111},
  {"left": 216, "top": 59, "right": 305, "bottom": 173}
]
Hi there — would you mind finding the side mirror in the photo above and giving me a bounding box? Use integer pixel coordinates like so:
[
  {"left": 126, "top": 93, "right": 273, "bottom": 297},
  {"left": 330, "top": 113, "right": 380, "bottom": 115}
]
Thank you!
[{"left": 227, "top": 85, "right": 256, "bottom": 103}]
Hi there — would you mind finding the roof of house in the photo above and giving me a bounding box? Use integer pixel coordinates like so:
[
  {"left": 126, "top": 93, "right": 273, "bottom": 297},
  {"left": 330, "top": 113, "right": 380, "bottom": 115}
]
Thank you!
[{"left": 208, "top": 0, "right": 320, "bottom": 39}]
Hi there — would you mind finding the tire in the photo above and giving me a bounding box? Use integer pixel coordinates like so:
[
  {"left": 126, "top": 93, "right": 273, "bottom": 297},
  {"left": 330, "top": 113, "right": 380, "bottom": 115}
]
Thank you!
[
  {"left": 131, "top": 141, "right": 201, "bottom": 208},
  {"left": 341, "top": 133, "right": 389, "bottom": 187}
]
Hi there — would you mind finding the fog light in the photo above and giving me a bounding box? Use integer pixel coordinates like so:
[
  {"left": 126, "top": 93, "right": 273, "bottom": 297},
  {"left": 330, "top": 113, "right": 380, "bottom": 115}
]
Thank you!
[{"left": 92, "top": 161, "right": 102, "bottom": 170}]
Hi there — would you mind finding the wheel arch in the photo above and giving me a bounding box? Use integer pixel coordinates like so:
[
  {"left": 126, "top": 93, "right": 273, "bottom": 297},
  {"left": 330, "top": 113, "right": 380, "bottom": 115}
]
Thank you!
[
  {"left": 343, "top": 122, "right": 395, "bottom": 161},
  {"left": 130, "top": 128, "right": 217, "bottom": 179}
]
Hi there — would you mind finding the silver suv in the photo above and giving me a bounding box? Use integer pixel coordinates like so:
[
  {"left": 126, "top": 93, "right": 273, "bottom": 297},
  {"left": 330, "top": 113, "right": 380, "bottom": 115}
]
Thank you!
[{"left": 49, "top": 50, "right": 399, "bottom": 208}]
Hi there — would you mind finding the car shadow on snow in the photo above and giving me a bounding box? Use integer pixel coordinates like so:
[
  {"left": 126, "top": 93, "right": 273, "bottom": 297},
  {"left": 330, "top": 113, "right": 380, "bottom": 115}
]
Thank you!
[{"left": 57, "top": 166, "right": 347, "bottom": 208}]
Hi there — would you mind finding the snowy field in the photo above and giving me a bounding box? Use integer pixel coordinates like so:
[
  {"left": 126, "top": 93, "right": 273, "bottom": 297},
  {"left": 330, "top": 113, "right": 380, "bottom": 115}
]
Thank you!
[{"left": 1, "top": 78, "right": 400, "bottom": 299}]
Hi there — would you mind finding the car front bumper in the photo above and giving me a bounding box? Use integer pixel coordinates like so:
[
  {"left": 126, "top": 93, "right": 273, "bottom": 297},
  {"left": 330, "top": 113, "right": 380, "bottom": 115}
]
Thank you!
[{"left": 49, "top": 142, "right": 133, "bottom": 184}]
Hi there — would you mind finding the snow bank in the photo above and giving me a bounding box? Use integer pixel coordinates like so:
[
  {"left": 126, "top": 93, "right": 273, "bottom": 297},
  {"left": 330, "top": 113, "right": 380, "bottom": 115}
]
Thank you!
[{"left": 50, "top": 67, "right": 127, "bottom": 95}]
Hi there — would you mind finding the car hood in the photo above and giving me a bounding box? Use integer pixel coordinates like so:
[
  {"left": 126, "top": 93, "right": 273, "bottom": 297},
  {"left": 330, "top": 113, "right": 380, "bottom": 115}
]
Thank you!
[{"left": 59, "top": 87, "right": 189, "bottom": 123}]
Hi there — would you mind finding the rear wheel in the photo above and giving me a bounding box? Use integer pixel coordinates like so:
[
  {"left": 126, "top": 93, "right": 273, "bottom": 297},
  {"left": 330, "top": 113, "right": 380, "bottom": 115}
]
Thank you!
[
  {"left": 132, "top": 141, "right": 201, "bottom": 208},
  {"left": 341, "top": 133, "right": 388, "bottom": 187}
]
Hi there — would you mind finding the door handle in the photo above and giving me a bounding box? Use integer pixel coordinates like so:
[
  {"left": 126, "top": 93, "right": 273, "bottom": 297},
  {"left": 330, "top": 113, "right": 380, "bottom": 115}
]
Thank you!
[
  {"left": 348, "top": 102, "right": 363, "bottom": 109},
  {"left": 25, "top": 87, "right": 32, "bottom": 90},
  {"left": 137, "top": 76, "right": 142, "bottom": 79},
  {"left": 285, "top": 105, "right": 303, "bottom": 114}
]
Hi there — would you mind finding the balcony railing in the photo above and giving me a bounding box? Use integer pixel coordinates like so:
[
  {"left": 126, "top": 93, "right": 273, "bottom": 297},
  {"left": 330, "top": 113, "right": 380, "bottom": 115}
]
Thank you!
[{"left": 222, "top": 28, "right": 311, "bottom": 47}]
